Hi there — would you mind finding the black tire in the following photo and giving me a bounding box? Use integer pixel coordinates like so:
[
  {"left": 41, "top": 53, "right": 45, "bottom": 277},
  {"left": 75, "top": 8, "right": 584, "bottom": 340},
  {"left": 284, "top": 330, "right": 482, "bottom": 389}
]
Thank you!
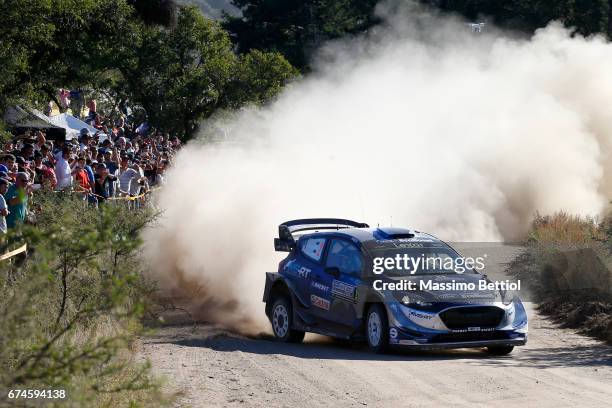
[
  {"left": 487, "top": 345, "right": 514, "bottom": 355},
  {"left": 270, "top": 297, "right": 305, "bottom": 343},
  {"left": 365, "top": 304, "right": 389, "bottom": 353}
]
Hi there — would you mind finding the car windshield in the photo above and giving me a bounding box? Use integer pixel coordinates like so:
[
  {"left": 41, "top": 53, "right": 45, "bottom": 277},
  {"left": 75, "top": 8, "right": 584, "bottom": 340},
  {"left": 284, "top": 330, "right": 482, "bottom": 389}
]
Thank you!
[{"left": 366, "top": 242, "right": 474, "bottom": 276}]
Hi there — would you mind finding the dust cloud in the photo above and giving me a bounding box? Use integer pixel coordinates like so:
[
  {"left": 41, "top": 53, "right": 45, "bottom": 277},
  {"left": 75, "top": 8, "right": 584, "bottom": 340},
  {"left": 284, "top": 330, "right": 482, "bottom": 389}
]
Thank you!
[{"left": 143, "top": 2, "right": 612, "bottom": 333}]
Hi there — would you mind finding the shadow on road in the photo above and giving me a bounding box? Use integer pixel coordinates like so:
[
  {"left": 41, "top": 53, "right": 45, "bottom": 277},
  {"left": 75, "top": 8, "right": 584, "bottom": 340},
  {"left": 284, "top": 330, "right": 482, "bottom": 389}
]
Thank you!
[
  {"left": 165, "top": 331, "right": 505, "bottom": 362},
  {"left": 471, "top": 345, "right": 612, "bottom": 368},
  {"left": 154, "top": 326, "right": 612, "bottom": 367}
]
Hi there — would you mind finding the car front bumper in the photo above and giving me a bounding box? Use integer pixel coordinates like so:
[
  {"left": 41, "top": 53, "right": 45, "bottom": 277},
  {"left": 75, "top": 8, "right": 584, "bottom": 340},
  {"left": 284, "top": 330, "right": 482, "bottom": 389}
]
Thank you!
[
  {"left": 386, "top": 300, "right": 529, "bottom": 349},
  {"left": 390, "top": 336, "right": 527, "bottom": 350}
]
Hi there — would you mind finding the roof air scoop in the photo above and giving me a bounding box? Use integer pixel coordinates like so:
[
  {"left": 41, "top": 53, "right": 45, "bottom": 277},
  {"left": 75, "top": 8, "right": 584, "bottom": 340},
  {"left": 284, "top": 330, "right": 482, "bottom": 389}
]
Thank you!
[{"left": 375, "top": 227, "right": 415, "bottom": 239}]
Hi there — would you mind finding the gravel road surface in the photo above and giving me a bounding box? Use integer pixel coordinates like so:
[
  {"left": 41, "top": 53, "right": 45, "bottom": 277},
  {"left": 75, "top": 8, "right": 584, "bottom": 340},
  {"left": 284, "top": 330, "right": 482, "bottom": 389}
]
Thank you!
[{"left": 140, "top": 244, "right": 612, "bottom": 407}]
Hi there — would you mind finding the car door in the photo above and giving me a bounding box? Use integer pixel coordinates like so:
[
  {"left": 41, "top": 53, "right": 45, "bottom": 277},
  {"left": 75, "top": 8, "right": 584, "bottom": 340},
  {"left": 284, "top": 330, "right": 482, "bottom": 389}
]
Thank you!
[
  {"left": 309, "top": 238, "right": 363, "bottom": 328},
  {"left": 285, "top": 236, "right": 327, "bottom": 310}
]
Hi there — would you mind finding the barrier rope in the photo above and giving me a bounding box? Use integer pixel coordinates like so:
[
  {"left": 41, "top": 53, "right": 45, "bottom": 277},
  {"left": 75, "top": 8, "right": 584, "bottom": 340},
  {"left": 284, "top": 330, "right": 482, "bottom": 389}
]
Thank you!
[
  {"left": 72, "top": 185, "right": 157, "bottom": 201},
  {"left": 0, "top": 187, "right": 160, "bottom": 261}
]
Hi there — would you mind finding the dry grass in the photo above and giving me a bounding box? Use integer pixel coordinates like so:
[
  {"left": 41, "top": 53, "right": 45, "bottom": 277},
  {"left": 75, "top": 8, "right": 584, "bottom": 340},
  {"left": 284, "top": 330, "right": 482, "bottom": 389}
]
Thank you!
[
  {"left": 528, "top": 211, "right": 605, "bottom": 244},
  {"left": 513, "top": 211, "right": 612, "bottom": 345}
]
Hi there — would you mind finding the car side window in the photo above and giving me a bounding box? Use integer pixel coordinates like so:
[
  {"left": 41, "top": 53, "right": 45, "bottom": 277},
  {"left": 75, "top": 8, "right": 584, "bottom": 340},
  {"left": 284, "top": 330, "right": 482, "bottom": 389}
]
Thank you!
[
  {"left": 301, "top": 237, "right": 327, "bottom": 262},
  {"left": 325, "top": 239, "right": 362, "bottom": 276}
]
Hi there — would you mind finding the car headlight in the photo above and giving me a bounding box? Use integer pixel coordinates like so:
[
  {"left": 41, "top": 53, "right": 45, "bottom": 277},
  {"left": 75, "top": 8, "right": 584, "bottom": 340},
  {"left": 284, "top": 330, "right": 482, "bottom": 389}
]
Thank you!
[
  {"left": 396, "top": 295, "right": 434, "bottom": 307},
  {"left": 400, "top": 294, "right": 433, "bottom": 307}
]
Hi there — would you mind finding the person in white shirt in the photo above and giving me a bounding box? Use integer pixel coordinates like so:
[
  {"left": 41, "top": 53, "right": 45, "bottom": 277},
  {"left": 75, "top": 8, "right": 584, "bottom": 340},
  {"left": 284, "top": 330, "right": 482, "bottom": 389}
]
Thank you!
[
  {"left": 55, "top": 146, "right": 73, "bottom": 190},
  {"left": 118, "top": 156, "right": 139, "bottom": 196}
]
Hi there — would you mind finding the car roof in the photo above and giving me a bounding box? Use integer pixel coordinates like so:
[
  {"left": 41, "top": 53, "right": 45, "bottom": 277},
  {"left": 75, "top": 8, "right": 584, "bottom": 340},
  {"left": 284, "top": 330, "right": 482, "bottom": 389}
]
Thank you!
[{"left": 299, "top": 227, "right": 444, "bottom": 245}]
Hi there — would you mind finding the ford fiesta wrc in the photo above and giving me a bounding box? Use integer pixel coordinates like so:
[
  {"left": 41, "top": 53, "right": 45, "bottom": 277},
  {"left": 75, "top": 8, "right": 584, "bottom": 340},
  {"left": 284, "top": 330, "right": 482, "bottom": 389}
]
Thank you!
[{"left": 262, "top": 218, "right": 528, "bottom": 354}]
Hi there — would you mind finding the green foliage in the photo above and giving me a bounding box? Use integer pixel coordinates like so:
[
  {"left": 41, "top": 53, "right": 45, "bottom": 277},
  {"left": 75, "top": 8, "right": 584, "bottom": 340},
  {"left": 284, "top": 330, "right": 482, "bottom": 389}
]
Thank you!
[
  {"left": 115, "top": 6, "right": 296, "bottom": 138},
  {"left": 0, "top": 0, "right": 135, "bottom": 111},
  {"left": 0, "top": 193, "right": 169, "bottom": 407},
  {"left": 0, "top": 0, "right": 297, "bottom": 139},
  {"left": 117, "top": 6, "right": 235, "bottom": 137},
  {"left": 224, "top": 0, "right": 379, "bottom": 69},
  {"left": 223, "top": 50, "right": 299, "bottom": 108}
]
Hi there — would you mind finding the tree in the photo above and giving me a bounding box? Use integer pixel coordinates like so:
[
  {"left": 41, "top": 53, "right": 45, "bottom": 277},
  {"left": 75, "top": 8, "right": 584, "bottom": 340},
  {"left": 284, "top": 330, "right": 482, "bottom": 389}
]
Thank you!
[
  {"left": 128, "top": 0, "right": 178, "bottom": 26},
  {"left": 224, "top": 0, "right": 379, "bottom": 69},
  {"left": 0, "top": 1, "right": 297, "bottom": 139},
  {"left": 222, "top": 49, "right": 298, "bottom": 109},
  {"left": 115, "top": 6, "right": 297, "bottom": 138},
  {"left": 0, "top": 0, "right": 134, "bottom": 113}
]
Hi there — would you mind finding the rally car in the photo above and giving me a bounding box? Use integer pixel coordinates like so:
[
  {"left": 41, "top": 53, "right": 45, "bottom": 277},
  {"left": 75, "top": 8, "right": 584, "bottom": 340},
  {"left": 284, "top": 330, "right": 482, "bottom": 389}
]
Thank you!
[{"left": 262, "top": 218, "right": 528, "bottom": 354}]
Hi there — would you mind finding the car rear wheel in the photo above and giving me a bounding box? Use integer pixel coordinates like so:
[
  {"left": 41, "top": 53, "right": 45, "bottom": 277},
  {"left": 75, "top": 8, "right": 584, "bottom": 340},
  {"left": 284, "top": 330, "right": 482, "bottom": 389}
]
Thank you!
[
  {"left": 487, "top": 345, "right": 514, "bottom": 355},
  {"left": 366, "top": 304, "right": 389, "bottom": 353},
  {"left": 271, "top": 297, "right": 305, "bottom": 343}
]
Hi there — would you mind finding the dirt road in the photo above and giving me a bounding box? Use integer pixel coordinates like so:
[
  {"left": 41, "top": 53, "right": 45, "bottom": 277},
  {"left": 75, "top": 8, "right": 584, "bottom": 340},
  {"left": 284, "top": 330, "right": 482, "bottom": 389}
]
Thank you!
[{"left": 140, "top": 245, "right": 612, "bottom": 407}]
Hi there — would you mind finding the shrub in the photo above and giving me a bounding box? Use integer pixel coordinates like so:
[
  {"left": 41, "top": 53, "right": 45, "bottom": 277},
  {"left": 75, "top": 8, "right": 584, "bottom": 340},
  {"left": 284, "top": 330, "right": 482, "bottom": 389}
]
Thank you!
[{"left": 0, "top": 193, "right": 169, "bottom": 407}]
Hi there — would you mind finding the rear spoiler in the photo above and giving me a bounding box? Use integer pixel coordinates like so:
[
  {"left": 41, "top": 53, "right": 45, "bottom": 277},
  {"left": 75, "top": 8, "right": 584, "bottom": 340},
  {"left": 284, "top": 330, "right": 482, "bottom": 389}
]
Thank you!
[{"left": 274, "top": 218, "right": 369, "bottom": 252}]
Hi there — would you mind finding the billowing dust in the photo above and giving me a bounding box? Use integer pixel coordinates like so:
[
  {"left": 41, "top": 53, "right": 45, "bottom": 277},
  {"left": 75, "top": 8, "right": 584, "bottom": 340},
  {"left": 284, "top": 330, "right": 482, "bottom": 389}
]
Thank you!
[{"left": 143, "top": 2, "right": 612, "bottom": 334}]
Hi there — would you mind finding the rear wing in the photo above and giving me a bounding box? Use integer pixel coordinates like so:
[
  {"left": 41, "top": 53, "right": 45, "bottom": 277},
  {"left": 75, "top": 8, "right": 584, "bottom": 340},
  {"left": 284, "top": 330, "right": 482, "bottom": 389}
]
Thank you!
[{"left": 274, "top": 218, "right": 369, "bottom": 252}]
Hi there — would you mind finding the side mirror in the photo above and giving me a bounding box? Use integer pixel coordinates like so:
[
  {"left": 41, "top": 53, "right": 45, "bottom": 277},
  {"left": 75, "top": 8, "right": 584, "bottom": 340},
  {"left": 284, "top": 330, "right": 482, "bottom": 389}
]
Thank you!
[{"left": 325, "top": 267, "right": 341, "bottom": 278}]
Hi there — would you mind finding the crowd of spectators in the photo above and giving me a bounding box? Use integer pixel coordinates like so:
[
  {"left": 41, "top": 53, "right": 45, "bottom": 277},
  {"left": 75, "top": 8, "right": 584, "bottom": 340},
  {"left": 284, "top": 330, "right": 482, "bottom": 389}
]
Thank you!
[{"left": 0, "top": 101, "right": 181, "bottom": 234}]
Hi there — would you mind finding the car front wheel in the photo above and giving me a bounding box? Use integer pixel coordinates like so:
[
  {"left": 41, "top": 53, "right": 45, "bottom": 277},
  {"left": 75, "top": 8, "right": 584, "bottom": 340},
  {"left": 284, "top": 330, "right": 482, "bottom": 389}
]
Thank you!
[
  {"left": 271, "top": 297, "right": 305, "bottom": 343},
  {"left": 366, "top": 304, "right": 389, "bottom": 353}
]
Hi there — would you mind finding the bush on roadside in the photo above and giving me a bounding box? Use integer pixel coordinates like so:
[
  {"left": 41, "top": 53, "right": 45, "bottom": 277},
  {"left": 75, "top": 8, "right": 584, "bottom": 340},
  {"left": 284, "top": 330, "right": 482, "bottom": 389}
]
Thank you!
[
  {"left": 509, "top": 211, "right": 612, "bottom": 344},
  {"left": 0, "top": 193, "right": 170, "bottom": 407}
]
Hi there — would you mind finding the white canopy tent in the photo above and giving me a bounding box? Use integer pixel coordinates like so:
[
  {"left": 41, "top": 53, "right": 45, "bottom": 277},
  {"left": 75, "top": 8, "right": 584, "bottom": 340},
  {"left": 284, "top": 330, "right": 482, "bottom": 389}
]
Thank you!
[{"left": 48, "top": 113, "right": 100, "bottom": 139}]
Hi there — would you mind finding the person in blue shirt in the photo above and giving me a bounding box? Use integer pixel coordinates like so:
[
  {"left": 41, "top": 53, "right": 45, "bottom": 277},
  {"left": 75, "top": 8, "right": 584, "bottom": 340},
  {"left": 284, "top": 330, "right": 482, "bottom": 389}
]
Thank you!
[
  {"left": 5, "top": 172, "right": 31, "bottom": 229},
  {"left": 103, "top": 149, "right": 119, "bottom": 197},
  {"left": 84, "top": 158, "right": 95, "bottom": 187}
]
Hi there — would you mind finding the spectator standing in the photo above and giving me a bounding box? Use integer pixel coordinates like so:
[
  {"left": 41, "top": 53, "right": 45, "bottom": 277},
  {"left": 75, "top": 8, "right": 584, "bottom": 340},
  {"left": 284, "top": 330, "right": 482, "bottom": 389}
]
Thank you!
[
  {"left": 40, "top": 143, "right": 55, "bottom": 167},
  {"left": 32, "top": 151, "right": 49, "bottom": 185},
  {"left": 94, "top": 163, "right": 116, "bottom": 203},
  {"left": 21, "top": 143, "right": 34, "bottom": 161},
  {"left": 84, "top": 158, "right": 95, "bottom": 187},
  {"left": 154, "top": 163, "right": 167, "bottom": 186},
  {"left": 73, "top": 158, "right": 91, "bottom": 193},
  {"left": 55, "top": 146, "right": 73, "bottom": 190},
  {"left": 69, "top": 89, "right": 84, "bottom": 119},
  {"left": 0, "top": 154, "right": 15, "bottom": 175},
  {"left": 41, "top": 167, "right": 57, "bottom": 190},
  {"left": 79, "top": 129, "right": 91, "bottom": 152},
  {"left": 104, "top": 149, "right": 119, "bottom": 197},
  {"left": 118, "top": 156, "right": 138, "bottom": 196},
  {"left": 6, "top": 172, "right": 31, "bottom": 229},
  {"left": 58, "top": 89, "right": 71, "bottom": 110}
]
